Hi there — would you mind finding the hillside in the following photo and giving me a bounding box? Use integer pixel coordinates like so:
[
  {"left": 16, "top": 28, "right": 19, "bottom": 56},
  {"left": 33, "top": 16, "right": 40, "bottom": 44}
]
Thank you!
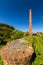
[
  {"left": 0, "top": 23, "right": 43, "bottom": 65},
  {"left": 0, "top": 23, "right": 24, "bottom": 45}
]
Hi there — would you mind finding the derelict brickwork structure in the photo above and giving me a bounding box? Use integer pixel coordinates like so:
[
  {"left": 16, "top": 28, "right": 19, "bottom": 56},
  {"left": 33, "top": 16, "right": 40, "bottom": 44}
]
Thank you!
[{"left": 29, "top": 9, "right": 32, "bottom": 36}]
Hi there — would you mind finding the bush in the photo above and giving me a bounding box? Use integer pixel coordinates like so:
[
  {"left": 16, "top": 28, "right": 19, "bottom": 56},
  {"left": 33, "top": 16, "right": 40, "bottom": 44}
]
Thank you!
[
  {"left": 0, "top": 23, "right": 24, "bottom": 44},
  {"left": 24, "top": 36, "right": 43, "bottom": 65}
]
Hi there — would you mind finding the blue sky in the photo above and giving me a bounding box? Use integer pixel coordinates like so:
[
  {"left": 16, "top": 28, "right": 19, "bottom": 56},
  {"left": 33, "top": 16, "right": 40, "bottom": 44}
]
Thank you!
[{"left": 0, "top": 0, "right": 43, "bottom": 32}]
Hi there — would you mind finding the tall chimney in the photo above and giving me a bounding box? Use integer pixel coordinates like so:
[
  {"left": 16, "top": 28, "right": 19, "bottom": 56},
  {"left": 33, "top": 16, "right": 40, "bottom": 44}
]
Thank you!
[{"left": 29, "top": 9, "right": 32, "bottom": 36}]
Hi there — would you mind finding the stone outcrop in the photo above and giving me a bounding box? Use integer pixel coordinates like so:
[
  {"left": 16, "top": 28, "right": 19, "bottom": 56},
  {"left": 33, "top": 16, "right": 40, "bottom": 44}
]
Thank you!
[{"left": 0, "top": 39, "right": 34, "bottom": 65}]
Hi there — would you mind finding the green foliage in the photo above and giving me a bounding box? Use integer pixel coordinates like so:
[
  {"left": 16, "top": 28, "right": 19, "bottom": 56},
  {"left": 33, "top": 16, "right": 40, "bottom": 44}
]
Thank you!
[
  {"left": 24, "top": 36, "right": 33, "bottom": 46},
  {"left": 24, "top": 36, "right": 43, "bottom": 65},
  {"left": 10, "top": 30, "right": 24, "bottom": 40},
  {"left": 32, "top": 55, "right": 43, "bottom": 65},
  {"left": 0, "top": 57, "right": 4, "bottom": 65},
  {"left": 0, "top": 23, "right": 24, "bottom": 44}
]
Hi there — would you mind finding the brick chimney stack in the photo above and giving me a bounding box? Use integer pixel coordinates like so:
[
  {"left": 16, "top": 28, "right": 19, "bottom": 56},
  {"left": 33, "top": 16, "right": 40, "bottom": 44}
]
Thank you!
[{"left": 29, "top": 9, "right": 32, "bottom": 36}]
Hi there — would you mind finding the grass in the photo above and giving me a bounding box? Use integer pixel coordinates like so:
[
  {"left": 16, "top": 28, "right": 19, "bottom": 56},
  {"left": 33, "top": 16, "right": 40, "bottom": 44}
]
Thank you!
[
  {"left": 0, "top": 57, "right": 4, "bottom": 65},
  {"left": 24, "top": 36, "right": 43, "bottom": 65},
  {"left": 0, "top": 45, "right": 4, "bottom": 65}
]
